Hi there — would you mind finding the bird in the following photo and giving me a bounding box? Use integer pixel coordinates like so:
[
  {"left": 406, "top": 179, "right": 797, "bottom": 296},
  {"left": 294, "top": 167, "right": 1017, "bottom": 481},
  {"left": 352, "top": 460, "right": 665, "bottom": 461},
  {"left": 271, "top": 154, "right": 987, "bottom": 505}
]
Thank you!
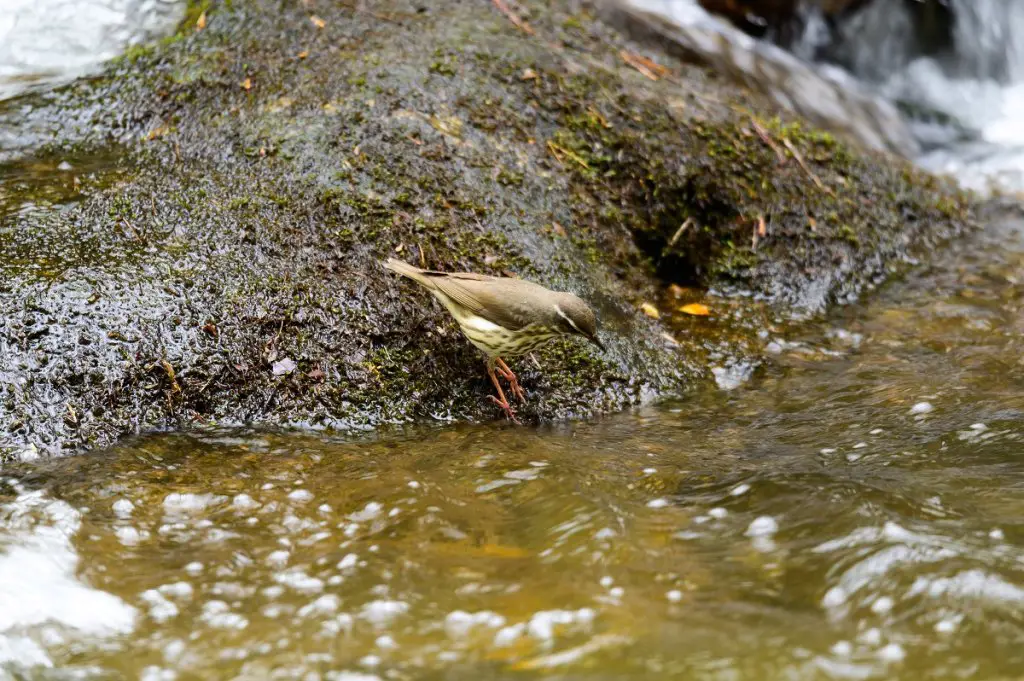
[{"left": 383, "top": 258, "right": 605, "bottom": 421}]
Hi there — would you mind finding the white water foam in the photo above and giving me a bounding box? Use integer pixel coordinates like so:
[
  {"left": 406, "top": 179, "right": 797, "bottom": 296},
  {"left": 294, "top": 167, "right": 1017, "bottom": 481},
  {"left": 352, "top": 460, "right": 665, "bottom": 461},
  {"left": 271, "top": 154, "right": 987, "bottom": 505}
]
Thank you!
[
  {"left": 0, "top": 0, "right": 185, "bottom": 101},
  {"left": 0, "top": 482, "right": 136, "bottom": 671}
]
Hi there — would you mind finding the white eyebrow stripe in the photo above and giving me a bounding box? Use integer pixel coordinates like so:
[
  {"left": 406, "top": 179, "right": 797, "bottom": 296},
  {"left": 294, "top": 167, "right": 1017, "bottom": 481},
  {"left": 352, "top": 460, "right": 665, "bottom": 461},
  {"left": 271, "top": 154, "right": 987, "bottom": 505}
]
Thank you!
[{"left": 554, "top": 304, "right": 585, "bottom": 335}]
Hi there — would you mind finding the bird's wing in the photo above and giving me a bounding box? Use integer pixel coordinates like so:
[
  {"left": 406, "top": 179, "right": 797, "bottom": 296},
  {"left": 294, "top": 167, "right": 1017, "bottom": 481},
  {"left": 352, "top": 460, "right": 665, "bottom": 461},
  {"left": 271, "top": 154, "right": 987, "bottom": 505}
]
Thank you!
[{"left": 428, "top": 273, "right": 550, "bottom": 331}]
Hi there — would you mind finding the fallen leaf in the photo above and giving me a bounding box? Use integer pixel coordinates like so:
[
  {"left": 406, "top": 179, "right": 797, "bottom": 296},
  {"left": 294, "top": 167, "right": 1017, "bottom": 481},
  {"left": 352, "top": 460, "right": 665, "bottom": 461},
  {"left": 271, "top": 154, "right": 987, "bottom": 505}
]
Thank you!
[
  {"left": 241, "top": 77, "right": 252, "bottom": 90},
  {"left": 196, "top": 11, "right": 207, "bottom": 29},
  {"left": 297, "top": 50, "right": 309, "bottom": 59},
  {"left": 395, "top": 243, "right": 404, "bottom": 253},
  {"left": 520, "top": 68, "right": 538, "bottom": 81},
  {"left": 757, "top": 214, "right": 767, "bottom": 237},
  {"left": 640, "top": 302, "right": 660, "bottom": 319},
  {"left": 310, "top": 14, "right": 326, "bottom": 28},
  {"left": 550, "top": 221, "right": 566, "bottom": 237},
  {"left": 679, "top": 303, "right": 710, "bottom": 316},
  {"left": 146, "top": 124, "right": 170, "bottom": 140},
  {"left": 808, "top": 216, "right": 817, "bottom": 231},
  {"left": 308, "top": 368, "right": 325, "bottom": 381}
]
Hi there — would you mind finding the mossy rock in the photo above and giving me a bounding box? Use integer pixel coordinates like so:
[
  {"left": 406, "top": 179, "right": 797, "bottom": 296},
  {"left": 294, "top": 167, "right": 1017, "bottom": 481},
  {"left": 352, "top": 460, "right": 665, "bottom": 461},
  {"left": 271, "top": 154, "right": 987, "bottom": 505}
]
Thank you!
[{"left": 0, "top": 0, "right": 973, "bottom": 457}]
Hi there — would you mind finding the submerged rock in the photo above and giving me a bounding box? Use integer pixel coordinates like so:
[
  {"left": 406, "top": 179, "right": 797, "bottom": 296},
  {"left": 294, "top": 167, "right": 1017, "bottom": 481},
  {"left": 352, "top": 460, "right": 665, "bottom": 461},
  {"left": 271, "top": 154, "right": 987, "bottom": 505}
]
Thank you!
[{"left": 0, "top": 0, "right": 972, "bottom": 457}]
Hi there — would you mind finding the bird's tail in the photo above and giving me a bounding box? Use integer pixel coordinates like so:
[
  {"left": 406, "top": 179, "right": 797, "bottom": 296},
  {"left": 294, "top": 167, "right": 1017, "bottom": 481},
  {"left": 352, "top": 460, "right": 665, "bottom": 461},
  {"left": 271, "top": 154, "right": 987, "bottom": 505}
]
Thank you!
[{"left": 383, "top": 258, "right": 436, "bottom": 290}]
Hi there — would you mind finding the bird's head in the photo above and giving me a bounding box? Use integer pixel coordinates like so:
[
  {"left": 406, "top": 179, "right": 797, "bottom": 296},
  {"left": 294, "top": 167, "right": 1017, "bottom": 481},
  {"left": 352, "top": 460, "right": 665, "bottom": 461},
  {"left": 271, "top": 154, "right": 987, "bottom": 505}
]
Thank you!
[{"left": 552, "top": 293, "right": 606, "bottom": 352}]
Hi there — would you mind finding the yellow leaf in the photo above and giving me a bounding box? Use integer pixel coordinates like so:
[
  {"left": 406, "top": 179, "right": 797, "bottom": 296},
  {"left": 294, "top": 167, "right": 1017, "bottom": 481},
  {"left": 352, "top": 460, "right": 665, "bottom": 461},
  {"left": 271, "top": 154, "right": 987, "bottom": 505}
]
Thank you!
[
  {"left": 310, "top": 14, "right": 326, "bottom": 28},
  {"left": 640, "top": 302, "right": 660, "bottom": 319},
  {"left": 679, "top": 303, "right": 710, "bottom": 316},
  {"left": 196, "top": 11, "right": 206, "bottom": 29},
  {"left": 297, "top": 50, "right": 309, "bottom": 59},
  {"left": 240, "top": 77, "right": 252, "bottom": 90}
]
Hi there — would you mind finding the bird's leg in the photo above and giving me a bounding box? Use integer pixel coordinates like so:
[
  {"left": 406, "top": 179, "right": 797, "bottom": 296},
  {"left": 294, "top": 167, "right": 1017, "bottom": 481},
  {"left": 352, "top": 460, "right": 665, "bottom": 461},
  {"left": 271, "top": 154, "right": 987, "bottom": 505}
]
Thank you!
[
  {"left": 486, "top": 360, "right": 520, "bottom": 423},
  {"left": 494, "top": 357, "right": 526, "bottom": 404}
]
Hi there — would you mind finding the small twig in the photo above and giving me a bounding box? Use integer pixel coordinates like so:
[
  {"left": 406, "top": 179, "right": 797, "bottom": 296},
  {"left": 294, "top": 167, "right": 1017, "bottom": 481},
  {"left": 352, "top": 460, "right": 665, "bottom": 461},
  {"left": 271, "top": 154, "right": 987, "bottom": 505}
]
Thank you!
[
  {"left": 750, "top": 119, "right": 786, "bottom": 165},
  {"left": 160, "top": 359, "right": 182, "bottom": 394},
  {"left": 620, "top": 50, "right": 669, "bottom": 80},
  {"left": 752, "top": 214, "right": 767, "bottom": 250},
  {"left": 546, "top": 140, "right": 589, "bottom": 169},
  {"left": 492, "top": 0, "right": 533, "bottom": 35},
  {"left": 668, "top": 218, "right": 694, "bottom": 247},
  {"left": 782, "top": 138, "right": 835, "bottom": 196}
]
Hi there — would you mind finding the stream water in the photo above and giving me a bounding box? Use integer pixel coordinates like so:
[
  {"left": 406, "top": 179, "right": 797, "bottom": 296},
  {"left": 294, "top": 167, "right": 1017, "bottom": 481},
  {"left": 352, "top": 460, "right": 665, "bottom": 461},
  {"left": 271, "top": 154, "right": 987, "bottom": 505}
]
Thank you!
[{"left": 4, "top": 212, "right": 1024, "bottom": 679}]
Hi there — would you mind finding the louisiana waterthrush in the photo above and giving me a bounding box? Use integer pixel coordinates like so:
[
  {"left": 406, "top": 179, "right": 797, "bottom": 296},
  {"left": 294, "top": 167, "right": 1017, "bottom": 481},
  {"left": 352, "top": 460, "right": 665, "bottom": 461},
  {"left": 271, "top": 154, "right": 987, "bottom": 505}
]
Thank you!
[{"left": 384, "top": 258, "right": 605, "bottom": 421}]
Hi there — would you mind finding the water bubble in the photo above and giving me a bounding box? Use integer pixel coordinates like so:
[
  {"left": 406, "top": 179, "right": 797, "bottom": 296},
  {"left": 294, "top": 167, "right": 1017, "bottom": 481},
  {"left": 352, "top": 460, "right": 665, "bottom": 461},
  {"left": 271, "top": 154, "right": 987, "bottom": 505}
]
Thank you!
[
  {"left": 360, "top": 600, "right": 409, "bottom": 627},
  {"left": 298, "top": 595, "right": 340, "bottom": 618},
  {"left": 858, "top": 628, "right": 882, "bottom": 646},
  {"left": 350, "top": 502, "right": 383, "bottom": 522},
  {"left": 877, "top": 643, "right": 905, "bottom": 662},
  {"left": 831, "top": 641, "right": 853, "bottom": 657},
  {"left": 112, "top": 499, "right": 134, "bottom": 518},
  {"left": 232, "top": 494, "right": 260, "bottom": 511},
  {"left": 288, "top": 489, "right": 314, "bottom": 503},
  {"left": 909, "top": 402, "right": 934, "bottom": 415},
  {"left": 745, "top": 516, "right": 779, "bottom": 537},
  {"left": 493, "top": 622, "right": 526, "bottom": 647},
  {"left": 266, "top": 550, "right": 290, "bottom": 568},
  {"left": 871, "top": 596, "right": 894, "bottom": 614},
  {"left": 375, "top": 635, "right": 397, "bottom": 650},
  {"left": 822, "top": 586, "right": 847, "bottom": 608}
]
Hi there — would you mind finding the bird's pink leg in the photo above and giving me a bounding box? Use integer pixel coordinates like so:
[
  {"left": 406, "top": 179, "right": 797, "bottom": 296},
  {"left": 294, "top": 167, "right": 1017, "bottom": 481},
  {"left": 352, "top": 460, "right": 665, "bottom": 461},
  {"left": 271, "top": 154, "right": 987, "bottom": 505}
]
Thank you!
[
  {"left": 494, "top": 357, "right": 526, "bottom": 403},
  {"left": 486, "top": 361, "right": 520, "bottom": 423}
]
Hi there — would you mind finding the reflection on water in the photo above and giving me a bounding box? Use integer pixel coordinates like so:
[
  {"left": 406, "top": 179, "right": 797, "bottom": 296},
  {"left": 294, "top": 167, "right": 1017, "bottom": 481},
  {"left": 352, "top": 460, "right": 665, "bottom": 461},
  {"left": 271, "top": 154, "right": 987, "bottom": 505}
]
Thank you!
[{"left": 4, "top": 217, "right": 1024, "bottom": 679}]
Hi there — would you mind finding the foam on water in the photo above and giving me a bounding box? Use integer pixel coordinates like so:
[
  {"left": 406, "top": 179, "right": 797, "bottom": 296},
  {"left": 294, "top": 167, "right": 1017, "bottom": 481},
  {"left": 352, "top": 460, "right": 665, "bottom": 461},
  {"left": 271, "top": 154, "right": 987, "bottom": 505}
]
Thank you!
[
  {"left": 0, "top": 0, "right": 185, "bottom": 100},
  {"left": 0, "top": 484, "right": 136, "bottom": 670}
]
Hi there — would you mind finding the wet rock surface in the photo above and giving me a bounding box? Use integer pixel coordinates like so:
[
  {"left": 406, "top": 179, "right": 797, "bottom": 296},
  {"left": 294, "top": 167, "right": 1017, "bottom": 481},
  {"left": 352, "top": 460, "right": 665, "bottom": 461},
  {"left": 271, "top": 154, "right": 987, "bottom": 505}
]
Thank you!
[{"left": 0, "top": 0, "right": 973, "bottom": 457}]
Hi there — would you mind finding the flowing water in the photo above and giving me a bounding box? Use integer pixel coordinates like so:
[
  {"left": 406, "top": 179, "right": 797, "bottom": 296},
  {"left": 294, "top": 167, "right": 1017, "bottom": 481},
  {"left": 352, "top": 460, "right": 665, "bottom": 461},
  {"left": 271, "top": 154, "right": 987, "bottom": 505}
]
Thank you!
[
  {"left": 0, "top": 0, "right": 184, "bottom": 101},
  {"left": 4, "top": 213, "right": 1024, "bottom": 679},
  {"left": 635, "top": 0, "right": 1024, "bottom": 194}
]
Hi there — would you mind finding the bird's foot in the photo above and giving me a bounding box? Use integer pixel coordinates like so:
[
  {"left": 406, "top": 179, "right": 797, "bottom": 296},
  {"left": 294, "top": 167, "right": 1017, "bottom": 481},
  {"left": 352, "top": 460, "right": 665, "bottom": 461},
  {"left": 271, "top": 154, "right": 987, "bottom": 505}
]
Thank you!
[
  {"left": 496, "top": 368, "right": 526, "bottom": 403},
  {"left": 487, "top": 394, "right": 521, "bottom": 424},
  {"left": 495, "top": 358, "right": 526, "bottom": 403}
]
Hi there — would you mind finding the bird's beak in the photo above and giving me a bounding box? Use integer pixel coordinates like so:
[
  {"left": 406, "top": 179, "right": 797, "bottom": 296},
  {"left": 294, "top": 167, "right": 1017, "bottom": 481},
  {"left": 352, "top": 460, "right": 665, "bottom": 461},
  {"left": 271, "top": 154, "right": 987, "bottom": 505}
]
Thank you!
[{"left": 590, "top": 335, "right": 606, "bottom": 352}]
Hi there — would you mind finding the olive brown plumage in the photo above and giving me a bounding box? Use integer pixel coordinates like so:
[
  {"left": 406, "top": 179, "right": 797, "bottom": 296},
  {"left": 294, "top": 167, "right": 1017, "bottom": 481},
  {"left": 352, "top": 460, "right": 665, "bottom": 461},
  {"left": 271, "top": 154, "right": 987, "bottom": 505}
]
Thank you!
[{"left": 383, "top": 258, "right": 605, "bottom": 421}]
